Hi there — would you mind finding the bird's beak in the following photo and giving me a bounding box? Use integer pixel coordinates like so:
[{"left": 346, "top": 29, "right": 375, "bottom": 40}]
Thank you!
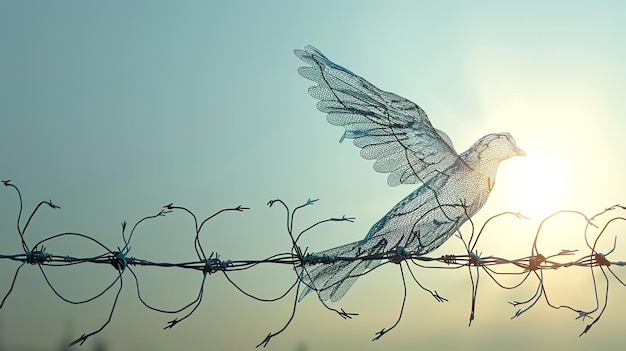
[{"left": 515, "top": 146, "right": 526, "bottom": 156}]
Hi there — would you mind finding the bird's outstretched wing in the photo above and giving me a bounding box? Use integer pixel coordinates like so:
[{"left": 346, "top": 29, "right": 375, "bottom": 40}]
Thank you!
[{"left": 295, "top": 45, "right": 468, "bottom": 186}]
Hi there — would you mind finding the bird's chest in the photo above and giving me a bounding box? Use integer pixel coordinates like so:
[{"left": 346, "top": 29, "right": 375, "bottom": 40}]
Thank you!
[
  {"left": 408, "top": 170, "right": 490, "bottom": 210},
  {"left": 366, "top": 170, "right": 491, "bottom": 239}
]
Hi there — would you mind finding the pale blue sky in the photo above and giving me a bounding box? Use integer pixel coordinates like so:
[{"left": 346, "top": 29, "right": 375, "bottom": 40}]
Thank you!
[{"left": 1, "top": 1, "right": 626, "bottom": 350}]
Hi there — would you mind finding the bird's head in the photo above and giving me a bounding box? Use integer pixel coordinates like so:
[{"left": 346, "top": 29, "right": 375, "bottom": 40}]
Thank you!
[{"left": 468, "top": 132, "right": 525, "bottom": 165}]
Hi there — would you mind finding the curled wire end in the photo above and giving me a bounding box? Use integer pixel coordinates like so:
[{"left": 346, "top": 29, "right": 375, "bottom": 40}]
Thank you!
[
  {"left": 579, "top": 324, "right": 592, "bottom": 337},
  {"left": 256, "top": 333, "right": 272, "bottom": 348},
  {"left": 157, "top": 208, "right": 172, "bottom": 216},
  {"left": 516, "top": 212, "right": 529, "bottom": 220},
  {"left": 68, "top": 333, "right": 88, "bottom": 347},
  {"left": 432, "top": 291, "right": 448, "bottom": 303},
  {"left": 331, "top": 215, "right": 355, "bottom": 222},
  {"left": 559, "top": 249, "right": 577, "bottom": 255},
  {"left": 46, "top": 199, "right": 61, "bottom": 209},
  {"left": 586, "top": 217, "right": 599, "bottom": 229},
  {"left": 510, "top": 309, "right": 523, "bottom": 319},
  {"left": 306, "top": 198, "right": 318, "bottom": 206},
  {"left": 2, "top": 179, "right": 11, "bottom": 186},
  {"left": 372, "top": 328, "right": 388, "bottom": 341},
  {"left": 336, "top": 308, "right": 358, "bottom": 319},
  {"left": 164, "top": 318, "right": 180, "bottom": 330}
]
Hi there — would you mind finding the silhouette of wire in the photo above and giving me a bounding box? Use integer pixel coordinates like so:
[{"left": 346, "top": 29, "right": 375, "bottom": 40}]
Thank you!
[{"left": 1, "top": 180, "right": 626, "bottom": 347}]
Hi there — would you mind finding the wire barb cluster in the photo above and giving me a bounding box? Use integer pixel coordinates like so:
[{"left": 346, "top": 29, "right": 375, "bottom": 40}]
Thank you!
[{"left": 1, "top": 180, "right": 625, "bottom": 347}]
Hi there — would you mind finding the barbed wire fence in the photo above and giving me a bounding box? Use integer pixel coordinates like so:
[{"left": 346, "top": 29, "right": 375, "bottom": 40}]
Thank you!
[{"left": 1, "top": 179, "right": 625, "bottom": 348}]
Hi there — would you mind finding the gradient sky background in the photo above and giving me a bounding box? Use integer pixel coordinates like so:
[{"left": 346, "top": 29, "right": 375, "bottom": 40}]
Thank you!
[{"left": 2, "top": 1, "right": 626, "bottom": 350}]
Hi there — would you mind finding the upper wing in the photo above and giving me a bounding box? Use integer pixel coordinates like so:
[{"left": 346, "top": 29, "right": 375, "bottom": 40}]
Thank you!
[{"left": 295, "top": 45, "right": 467, "bottom": 186}]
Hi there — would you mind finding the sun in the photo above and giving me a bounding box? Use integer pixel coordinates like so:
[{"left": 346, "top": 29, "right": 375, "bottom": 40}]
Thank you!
[{"left": 507, "top": 153, "right": 573, "bottom": 218}]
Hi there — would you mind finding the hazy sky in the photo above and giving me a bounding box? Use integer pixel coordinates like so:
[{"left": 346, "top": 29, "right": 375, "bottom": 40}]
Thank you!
[{"left": 2, "top": 1, "right": 626, "bottom": 350}]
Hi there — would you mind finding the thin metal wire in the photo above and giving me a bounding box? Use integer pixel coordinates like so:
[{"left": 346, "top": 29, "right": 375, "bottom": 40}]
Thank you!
[{"left": 1, "top": 180, "right": 625, "bottom": 347}]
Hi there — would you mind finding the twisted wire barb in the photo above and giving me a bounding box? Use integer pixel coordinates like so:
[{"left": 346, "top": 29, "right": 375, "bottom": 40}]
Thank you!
[{"left": 1, "top": 180, "right": 625, "bottom": 347}]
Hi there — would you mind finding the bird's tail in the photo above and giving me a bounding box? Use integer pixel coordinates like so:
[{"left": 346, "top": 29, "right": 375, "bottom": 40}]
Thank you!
[{"left": 298, "top": 240, "right": 382, "bottom": 302}]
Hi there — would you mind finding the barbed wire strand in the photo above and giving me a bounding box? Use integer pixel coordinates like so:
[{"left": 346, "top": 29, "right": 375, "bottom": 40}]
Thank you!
[{"left": 1, "top": 180, "right": 626, "bottom": 347}]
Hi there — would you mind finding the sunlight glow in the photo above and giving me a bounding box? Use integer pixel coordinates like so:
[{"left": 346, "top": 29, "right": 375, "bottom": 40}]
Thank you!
[{"left": 509, "top": 154, "right": 573, "bottom": 218}]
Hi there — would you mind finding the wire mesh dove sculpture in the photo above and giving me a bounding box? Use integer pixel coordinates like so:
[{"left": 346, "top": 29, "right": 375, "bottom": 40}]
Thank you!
[{"left": 294, "top": 45, "right": 525, "bottom": 302}]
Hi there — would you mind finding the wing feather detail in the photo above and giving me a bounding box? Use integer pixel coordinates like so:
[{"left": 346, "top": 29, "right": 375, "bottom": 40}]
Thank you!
[{"left": 295, "top": 45, "right": 467, "bottom": 186}]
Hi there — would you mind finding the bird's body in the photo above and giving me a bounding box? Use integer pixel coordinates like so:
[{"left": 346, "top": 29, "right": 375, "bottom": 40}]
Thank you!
[{"left": 295, "top": 46, "right": 524, "bottom": 302}]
